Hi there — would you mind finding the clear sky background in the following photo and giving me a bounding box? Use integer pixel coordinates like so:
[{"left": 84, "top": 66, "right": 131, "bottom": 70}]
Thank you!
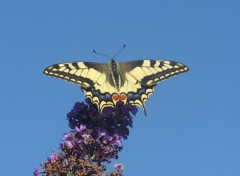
[{"left": 0, "top": 0, "right": 240, "bottom": 176}]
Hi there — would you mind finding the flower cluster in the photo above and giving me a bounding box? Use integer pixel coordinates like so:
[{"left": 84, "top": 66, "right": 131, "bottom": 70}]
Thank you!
[{"left": 34, "top": 99, "right": 137, "bottom": 176}]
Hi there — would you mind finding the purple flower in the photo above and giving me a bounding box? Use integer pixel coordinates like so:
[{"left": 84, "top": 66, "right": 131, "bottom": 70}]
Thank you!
[
  {"left": 47, "top": 152, "right": 57, "bottom": 162},
  {"left": 33, "top": 167, "right": 40, "bottom": 176},
  {"left": 113, "top": 134, "right": 122, "bottom": 147},
  {"left": 114, "top": 163, "right": 124, "bottom": 173},
  {"left": 67, "top": 99, "right": 137, "bottom": 139},
  {"left": 75, "top": 124, "right": 86, "bottom": 132},
  {"left": 65, "top": 140, "right": 73, "bottom": 148},
  {"left": 63, "top": 133, "right": 71, "bottom": 140},
  {"left": 35, "top": 99, "right": 138, "bottom": 175}
]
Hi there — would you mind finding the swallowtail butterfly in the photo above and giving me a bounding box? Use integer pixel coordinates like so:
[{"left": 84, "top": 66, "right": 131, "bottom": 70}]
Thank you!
[{"left": 44, "top": 59, "right": 189, "bottom": 115}]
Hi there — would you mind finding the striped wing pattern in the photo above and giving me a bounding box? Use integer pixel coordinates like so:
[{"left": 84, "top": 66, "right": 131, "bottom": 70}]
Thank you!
[
  {"left": 119, "top": 60, "right": 189, "bottom": 113},
  {"left": 44, "top": 62, "right": 118, "bottom": 111},
  {"left": 44, "top": 59, "right": 189, "bottom": 114}
]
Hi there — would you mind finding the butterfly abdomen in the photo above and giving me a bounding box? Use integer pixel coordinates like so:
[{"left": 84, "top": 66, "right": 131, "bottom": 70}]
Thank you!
[{"left": 109, "top": 60, "right": 123, "bottom": 92}]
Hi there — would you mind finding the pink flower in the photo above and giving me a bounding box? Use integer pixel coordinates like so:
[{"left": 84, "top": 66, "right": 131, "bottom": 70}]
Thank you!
[{"left": 114, "top": 163, "right": 124, "bottom": 173}]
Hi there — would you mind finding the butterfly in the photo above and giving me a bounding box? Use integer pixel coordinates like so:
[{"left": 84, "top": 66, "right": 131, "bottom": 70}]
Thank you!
[{"left": 44, "top": 59, "right": 189, "bottom": 115}]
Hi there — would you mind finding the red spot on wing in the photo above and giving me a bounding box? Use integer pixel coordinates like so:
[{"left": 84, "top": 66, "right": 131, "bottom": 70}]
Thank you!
[
  {"left": 112, "top": 93, "right": 120, "bottom": 101},
  {"left": 120, "top": 93, "right": 127, "bottom": 101}
]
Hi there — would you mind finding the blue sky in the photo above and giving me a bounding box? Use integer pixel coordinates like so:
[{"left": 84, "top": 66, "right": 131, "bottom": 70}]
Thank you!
[{"left": 0, "top": 0, "right": 240, "bottom": 175}]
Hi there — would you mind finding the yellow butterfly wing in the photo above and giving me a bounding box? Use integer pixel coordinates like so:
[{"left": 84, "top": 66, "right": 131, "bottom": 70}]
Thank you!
[
  {"left": 44, "top": 59, "right": 189, "bottom": 115},
  {"left": 119, "top": 59, "right": 189, "bottom": 114},
  {"left": 44, "top": 61, "right": 117, "bottom": 111}
]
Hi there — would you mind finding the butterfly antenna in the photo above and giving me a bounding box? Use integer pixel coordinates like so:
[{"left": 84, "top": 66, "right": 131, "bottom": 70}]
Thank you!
[
  {"left": 113, "top": 44, "right": 126, "bottom": 59},
  {"left": 93, "top": 49, "right": 111, "bottom": 60}
]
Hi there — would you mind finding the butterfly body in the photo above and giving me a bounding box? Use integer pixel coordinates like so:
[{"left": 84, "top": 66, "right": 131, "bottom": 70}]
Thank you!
[
  {"left": 108, "top": 59, "right": 122, "bottom": 92},
  {"left": 44, "top": 59, "right": 189, "bottom": 114}
]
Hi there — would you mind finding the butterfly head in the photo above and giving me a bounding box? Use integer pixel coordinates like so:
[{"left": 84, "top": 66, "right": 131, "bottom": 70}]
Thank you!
[
  {"left": 112, "top": 93, "right": 127, "bottom": 105},
  {"left": 109, "top": 59, "right": 118, "bottom": 68}
]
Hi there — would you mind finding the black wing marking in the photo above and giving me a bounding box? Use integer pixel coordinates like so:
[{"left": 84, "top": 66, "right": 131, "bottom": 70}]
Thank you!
[
  {"left": 44, "top": 61, "right": 117, "bottom": 112},
  {"left": 119, "top": 59, "right": 189, "bottom": 114},
  {"left": 121, "top": 59, "right": 189, "bottom": 86},
  {"left": 44, "top": 61, "right": 107, "bottom": 88}
]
